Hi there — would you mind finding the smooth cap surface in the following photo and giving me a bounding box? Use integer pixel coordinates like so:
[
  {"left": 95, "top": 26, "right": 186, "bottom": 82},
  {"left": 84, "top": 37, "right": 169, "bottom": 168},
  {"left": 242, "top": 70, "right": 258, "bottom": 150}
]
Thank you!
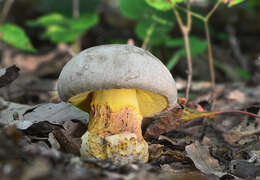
[{"left": 58, "top": 44, "right": 177, "bottom": 111}]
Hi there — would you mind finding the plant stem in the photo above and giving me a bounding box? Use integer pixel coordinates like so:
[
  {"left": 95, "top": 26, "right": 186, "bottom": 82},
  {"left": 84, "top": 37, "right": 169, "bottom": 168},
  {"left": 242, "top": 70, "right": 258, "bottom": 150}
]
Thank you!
[
  {"left": 204, "top": 0, "right": 222, "bottom": 109},
  {"left": 213, "top": 110, "right": 260, "bottom": 119},
  {"left": 73, "top": 0, "right": 80, "bottom": 18},
  {"left": 205, "top": 21, "right": 216, "bottom": 108},
  {"left": 175, "top": 4, "right": 204, "bottom": 21},
  {"left": 0, "top": 0, "right": 14, "bottom": 24},
  {"left": 205, "top": 0, "right": 222, "bottom": 21},
  {"left": 183, "top": 32, "right": 192, "bottom": 99},
  {"left": 141, "top": 23, "right": 155, "bottom": 50},
  {"left": 172, "top": 0, "right": 192, "bottom": 99},
  {"left": 72, "top": 0, "right": 81, "bottom": 54}
]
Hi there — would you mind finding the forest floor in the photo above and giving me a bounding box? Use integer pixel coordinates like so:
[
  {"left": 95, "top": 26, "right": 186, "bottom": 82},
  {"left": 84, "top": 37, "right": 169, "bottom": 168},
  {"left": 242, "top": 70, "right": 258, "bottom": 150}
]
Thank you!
[{"left": 0, "top": 65, "right": 260, "bottom": 180}]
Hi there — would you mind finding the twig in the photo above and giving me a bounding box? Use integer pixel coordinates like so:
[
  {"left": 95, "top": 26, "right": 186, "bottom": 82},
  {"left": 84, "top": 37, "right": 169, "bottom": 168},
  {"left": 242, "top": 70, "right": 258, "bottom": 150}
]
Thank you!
[
  {"left": 213, "top": 110, "right": 260, "bottom": 119},
  {"left": 205, "top": 21, "right": 216, "bottom": 109},
  {"left": 205, "top": 0, "right": 222, "bottom": 21},
  {"left": 204, "top": 0, "right": 222, "bottom": 109},
  {"left": 127, "top": 39, "right": 135, "bottom": 45},
  {"left": 171, "top": 0, "right": 193, "bottom": 99},
  {"left": 175, "top": 0, "right": 222, "bottom": 107},
  {"left": 226, "top": 25, "right": 248, "bottom": 71},
  {"left": 72, "top": 0, "right": 81, "bottom": 53},
  {"left": 175, "top": 4, "right": 204, "bottom": 21},
  {"left": 0, "top": 0, "right": 14, "bottom": 24},
  {"left": 73, "top": 0, "right": 80, "bottom": 18}
]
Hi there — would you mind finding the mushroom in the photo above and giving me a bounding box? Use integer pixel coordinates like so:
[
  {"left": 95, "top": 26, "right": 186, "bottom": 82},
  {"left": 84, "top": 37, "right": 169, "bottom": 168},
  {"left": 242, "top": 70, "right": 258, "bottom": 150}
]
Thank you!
[{"left": 57, "top": 44, "right": 177, "bottom": 164}]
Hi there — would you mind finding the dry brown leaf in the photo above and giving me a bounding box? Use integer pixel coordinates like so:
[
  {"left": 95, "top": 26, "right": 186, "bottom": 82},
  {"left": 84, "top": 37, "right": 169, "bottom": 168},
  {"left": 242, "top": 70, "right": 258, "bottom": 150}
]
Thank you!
[{"left": 185, "top": 141, "right": 225, "bottom": 177}]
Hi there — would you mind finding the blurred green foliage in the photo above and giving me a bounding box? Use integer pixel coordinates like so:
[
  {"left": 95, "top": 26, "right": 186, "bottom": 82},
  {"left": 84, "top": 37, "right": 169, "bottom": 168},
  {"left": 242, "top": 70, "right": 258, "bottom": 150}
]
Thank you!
[
  {"left": 27, "top": 13, "right": 98, "bottom": 43},
  {"left": 0, "top": 24, "right": 36, "bottom": 52},
  {"left": 120, "top": 0, "right": 208, "bottom": 70},
  {"left": 228, "top": 0, "right": 245, "bottom": 7},
  {"left": 0, "top": 0, "right": 253, "bottom": 82},
  {"left": 165, "top": 37, "right": 207, "bottom": 69},
  {"left": 36, "top": 0, "right": 101, "bottom": 17},
  {"left": 119, "top": 0, "right": 174, "bottom": 46},
  {"left": 145, "top": 0, "right": 183, "bottom": 11},
  {"left": 235, "top": 66, "right": 251, "bottom": 80}
]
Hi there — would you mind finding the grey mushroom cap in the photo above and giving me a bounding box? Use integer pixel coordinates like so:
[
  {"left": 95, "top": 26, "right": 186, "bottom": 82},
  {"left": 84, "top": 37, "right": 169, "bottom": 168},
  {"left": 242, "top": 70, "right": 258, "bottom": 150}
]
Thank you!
[{"left": 58, "top": 44, "right": 177, "bottom": 109}]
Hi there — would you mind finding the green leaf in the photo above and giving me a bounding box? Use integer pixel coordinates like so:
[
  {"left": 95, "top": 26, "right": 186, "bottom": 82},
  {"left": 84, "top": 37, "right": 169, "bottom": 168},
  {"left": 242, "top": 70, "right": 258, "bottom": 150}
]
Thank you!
[
  {"left": 188, "top": 37, "right": 208, "bottom": 57},
  {"left": 119, "top": 0, "right": 150, "bottom": 19},
  {"left": 135, "top": 20, "right": 171, "bottom": 45},
  {"left": 166, "top": 50, "right": 182, "bottom": 70},
  {"left": 36, "top": 0, "right": 101, "bottom": 17},
  {"left": 42, "top": 25, "right": 80, "bottom": 43},
  {"left": 69, "top": 14, "right": 98, "bottom": 31},
  {"left": 28, "top": 13, "right": 99, "bottom": 44},
  {"left": 150, "top": 13, "right": 174, "bottom": 26},
  {"left": 145, "top": 0, "right": 184, "bottom": 11},
  {"left": 165, "top": 37, "right": 185, "bottom": 47},
  {"left": 166, "top": 36, "right": 207, "bottom": 57},
  {"left": 0, "top": 24, "right": 36, "bottom": 52},
  {"left": 120, "top": 0, "right": 175, "bottom": 24},
  {"left": 27, "top": 13, "right": 66, "bottom": 27},
  {"left": 228, "top": 0, "right": 245, "bottom": 7},
  {"left": 235, "top": 66, "right": 251, "bottom": 80}
]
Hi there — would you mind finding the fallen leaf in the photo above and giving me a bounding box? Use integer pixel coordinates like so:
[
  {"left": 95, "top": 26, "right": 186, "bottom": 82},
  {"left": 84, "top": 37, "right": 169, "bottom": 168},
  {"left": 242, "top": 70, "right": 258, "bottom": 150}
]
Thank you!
[
  {"left": 185, "top": 141, "right": 226, "bottom": 177},
  {"left": 0, "top": 98, "right": 89, "bottom": 129},
  {"left": 229, "top": 160, "right": 260, "bottom": 179},
  {"left": 148, "top": 144, "right": 164, "bottom": 161},
  {"left": 0, "top": 65, "right": 19, "bottom": 88}
]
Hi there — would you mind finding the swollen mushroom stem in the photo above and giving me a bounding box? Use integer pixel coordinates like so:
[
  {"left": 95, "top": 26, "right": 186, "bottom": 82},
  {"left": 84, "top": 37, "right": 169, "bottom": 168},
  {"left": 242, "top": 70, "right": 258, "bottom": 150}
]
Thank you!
[{"left": 70, "top": 88, "right": 168, "bottom": 164}]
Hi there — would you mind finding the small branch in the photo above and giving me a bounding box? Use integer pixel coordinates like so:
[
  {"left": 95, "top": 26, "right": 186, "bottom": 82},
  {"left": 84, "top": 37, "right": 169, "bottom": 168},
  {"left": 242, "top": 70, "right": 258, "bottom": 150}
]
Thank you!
[
  {"left": 0, "top": 0, "right": 14, "bottom": 24},
  {"left": 205, "top": 0, "right": 222, "bottom": 21},
  {"left": 205, "top": 21, "right": 216, "bottom": 109},
  {"left": 186, "top": 0, "right": 192, "bottom": 30},
  {"left": 73, "top": 0, "right": 80, "bottom": 18},
  {"left": 172, "top": 6, "right": 184, "bottom": 30},
  {"left": 226, "top": 25, "right": 248, "bottom": 71},
  {"left": 72, "top": 0, "right": 81, "bottom": 53},
  {"left": 183, "top": 32, "right": 192, "bottom": 99},
  {"left": 175, "top": 4, "right": 205, "bottom": 21},
  {"left": 213, "top": 110, "right": 260, "bottom": 119},
  {"left": 127, "top": 38, "right": 135, "bottom": 46},
  {"left": 172, "top": 2, "right": 193, "bottom": 99}
]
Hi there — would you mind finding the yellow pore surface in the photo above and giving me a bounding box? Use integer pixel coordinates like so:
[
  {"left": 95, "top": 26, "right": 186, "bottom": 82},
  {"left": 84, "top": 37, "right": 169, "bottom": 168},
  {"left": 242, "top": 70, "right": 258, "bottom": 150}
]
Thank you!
[{"left": 69, "top": 88, "right": 168, "bottom": 117}]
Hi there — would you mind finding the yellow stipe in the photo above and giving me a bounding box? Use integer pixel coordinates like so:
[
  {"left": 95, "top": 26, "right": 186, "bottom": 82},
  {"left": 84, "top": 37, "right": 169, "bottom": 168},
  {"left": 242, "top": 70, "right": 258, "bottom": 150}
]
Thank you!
[{"left": 91, "top": 89, "right": 140, "bottom": 113}]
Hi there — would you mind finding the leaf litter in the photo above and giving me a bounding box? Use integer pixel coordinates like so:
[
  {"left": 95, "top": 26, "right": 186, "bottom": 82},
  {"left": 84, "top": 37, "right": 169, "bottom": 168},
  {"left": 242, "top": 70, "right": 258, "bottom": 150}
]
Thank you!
[{"left": 1, "top": 71, "right": 260, "bottom": 179}]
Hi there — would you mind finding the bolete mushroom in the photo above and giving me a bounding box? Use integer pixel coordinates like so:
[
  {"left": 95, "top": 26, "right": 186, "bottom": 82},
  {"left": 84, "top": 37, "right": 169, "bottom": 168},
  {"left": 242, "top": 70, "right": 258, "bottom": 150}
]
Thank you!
[{"left": 58, "top": 44, "right": 177, "bottom": 164}]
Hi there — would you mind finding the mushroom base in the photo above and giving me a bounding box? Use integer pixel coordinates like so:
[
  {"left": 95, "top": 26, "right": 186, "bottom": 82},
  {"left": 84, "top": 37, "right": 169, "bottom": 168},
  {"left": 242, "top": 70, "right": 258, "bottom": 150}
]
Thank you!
[{"left": 80, "top": 131, "right": 148, "bottom": 164}]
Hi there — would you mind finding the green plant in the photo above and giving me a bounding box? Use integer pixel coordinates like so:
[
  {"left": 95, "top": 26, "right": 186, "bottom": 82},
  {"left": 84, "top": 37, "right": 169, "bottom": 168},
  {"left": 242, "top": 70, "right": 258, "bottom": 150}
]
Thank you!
[
  {"left": 173, "top": 0, "right": 246, "bottom": 106},
  {"left": 165, "top": 36, "right": 207, "bottom": 70},
  {"left": 0, "top": 24, "right": 36, "bottom": 52},
  {"left": 0, "top": 0, "right": 100, "bottom": 53},
  {"left": 27, "top": 13, "right": 98, "bottom": 44},
  {"left": 120, "top": 0, "right": 246, "bottom": 103},
  {"left": 120, "top": 0, "right": 175, "bottom": 48}
]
